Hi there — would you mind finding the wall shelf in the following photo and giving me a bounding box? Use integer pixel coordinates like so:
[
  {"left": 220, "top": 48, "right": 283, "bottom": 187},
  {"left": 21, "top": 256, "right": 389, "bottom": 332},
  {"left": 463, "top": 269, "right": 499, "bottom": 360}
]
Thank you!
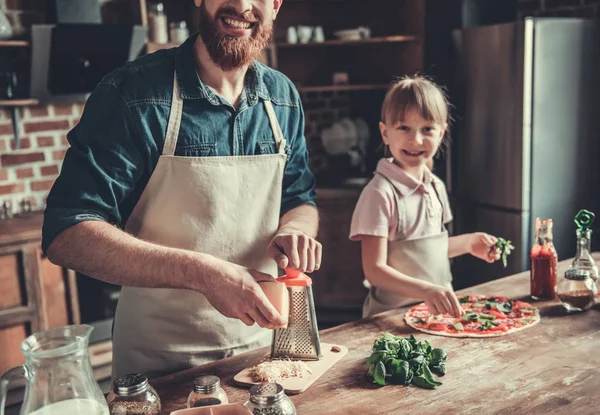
[
  {"left": 0, "top": 40, "right": 30, "bottom": 48},
  {"left": 0, "top": 99, "right": 39, "bottom": 107},
  {"left": 297, "top": 84, "right": 388, "bottom": 93},
  {"left": 277, "top": 35, "right": 419, "bottom": 48}
]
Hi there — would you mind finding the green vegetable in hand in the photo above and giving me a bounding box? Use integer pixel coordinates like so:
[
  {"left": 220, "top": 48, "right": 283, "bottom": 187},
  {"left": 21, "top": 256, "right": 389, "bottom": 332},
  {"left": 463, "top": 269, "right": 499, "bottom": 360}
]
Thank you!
[
  {"left": 491, "top": 237, "right": 515, "bottom": 268},
  {"left": 366, "top": 333, "right": 447, "bottom": 389}
]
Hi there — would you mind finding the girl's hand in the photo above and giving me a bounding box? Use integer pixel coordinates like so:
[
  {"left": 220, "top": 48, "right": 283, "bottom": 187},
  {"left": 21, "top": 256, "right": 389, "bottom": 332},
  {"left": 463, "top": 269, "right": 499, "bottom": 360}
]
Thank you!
[
  {"left": 468, "top": 232, "right": 500, "bottom": 263},
  {"left": 421, "top": 283, "right": 464, "bottom": 317}
]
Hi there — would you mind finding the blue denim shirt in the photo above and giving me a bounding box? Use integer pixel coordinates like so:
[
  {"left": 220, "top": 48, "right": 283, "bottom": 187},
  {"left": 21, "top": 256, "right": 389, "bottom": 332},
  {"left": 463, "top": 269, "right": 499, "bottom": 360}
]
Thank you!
[{"left": 42, "top": 34, "right": 316, "bottom": 253}]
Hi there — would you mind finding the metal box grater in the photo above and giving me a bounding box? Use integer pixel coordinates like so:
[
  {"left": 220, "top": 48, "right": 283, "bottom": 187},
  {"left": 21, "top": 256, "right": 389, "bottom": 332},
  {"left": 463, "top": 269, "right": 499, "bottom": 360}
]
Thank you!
[{"left": 270, "top": 271, "right": 322, "bottom": 360}]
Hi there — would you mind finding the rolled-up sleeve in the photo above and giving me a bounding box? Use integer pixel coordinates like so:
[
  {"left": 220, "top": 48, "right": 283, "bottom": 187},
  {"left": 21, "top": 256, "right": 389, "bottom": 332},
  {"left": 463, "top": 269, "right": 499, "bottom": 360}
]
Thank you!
[
  {"left": 42, "top": 83, "right": 144, "bottom": 253},
  {"left": 280, "top": 98, "right": 317, "bottom": 215}
]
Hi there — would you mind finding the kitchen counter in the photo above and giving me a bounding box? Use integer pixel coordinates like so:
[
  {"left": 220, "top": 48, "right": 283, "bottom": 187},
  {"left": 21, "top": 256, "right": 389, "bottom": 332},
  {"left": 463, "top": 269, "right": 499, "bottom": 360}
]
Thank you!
[{"left": 152, "top": 254, "right": 600, "bottom": 414}]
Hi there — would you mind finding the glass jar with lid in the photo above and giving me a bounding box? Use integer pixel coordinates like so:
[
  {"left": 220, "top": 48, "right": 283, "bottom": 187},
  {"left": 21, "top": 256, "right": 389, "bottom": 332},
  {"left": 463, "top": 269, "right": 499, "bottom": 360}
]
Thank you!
[
  {"left": 243, "top": 383, "right": 296, "bottom": 415},
  {"left": 557, "top": 268, "right": 597, "bottom": 312},
  {"left": 187, "top": 374, "right": 229, "bottom": 408},
  {"left": 107, "top": 373, "right": 161, "bottom": 415}
]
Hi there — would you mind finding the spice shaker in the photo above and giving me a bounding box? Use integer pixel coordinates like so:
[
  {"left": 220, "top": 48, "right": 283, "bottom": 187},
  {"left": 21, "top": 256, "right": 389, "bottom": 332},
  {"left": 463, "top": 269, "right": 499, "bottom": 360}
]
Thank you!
[
  {"left": 557, "top": 268, "right": 597, "bottom": 312},
  {"left": 187, "top": 374, "right": 229, "bottom": 408},
  {"left": 148, "top": 2, "right": 169, "bottom": 44},
  {"left": 243, "top": 383, "right": 296, "bottom": 415},
  {"left": 170, "top": 21, "right": 189, "bottom": 45},
  {"left": 107, "top": 373, "right": 161, "bottom": 415}
]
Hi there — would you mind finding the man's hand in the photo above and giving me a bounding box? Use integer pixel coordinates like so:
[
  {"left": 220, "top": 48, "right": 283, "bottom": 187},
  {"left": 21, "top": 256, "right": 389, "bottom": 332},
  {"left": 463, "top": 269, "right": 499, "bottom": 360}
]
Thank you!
[
  {"left": 267, "top": 227, "right": 322, "bottom": 273},
  {"left": 200, "top": 257, "right": 288, "bottom": 329}
]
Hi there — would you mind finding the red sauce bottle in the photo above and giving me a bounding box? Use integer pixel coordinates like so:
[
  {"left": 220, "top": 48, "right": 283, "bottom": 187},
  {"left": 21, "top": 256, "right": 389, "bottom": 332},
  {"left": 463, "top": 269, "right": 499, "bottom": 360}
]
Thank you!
[{"left": 530, "top": 218, "right": 558, "bottom": 300}]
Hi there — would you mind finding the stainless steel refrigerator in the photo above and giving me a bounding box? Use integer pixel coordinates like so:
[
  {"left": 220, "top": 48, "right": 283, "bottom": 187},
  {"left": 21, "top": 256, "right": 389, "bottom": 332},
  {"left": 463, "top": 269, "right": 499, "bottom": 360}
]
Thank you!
[{"left": 448, "top": 18, "right": 600, "bottom": 288}]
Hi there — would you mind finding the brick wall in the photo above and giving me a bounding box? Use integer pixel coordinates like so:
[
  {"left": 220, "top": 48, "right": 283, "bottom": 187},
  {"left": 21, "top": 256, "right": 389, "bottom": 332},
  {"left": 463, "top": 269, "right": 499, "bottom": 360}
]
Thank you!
[
  {"left": 518, "top": 0, "right": 600, "bottom": 17},
  {"left": 0, "top": 105, "right": 80, "bottom": 213}
]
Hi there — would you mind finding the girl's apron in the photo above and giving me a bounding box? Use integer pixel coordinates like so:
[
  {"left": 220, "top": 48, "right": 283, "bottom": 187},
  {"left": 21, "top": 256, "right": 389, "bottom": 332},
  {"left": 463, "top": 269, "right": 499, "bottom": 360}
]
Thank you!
[
  {"left": 363, "top": 172, "right": 453, "bottom": 317},
  {"left": 111, "top": 72, "right": 287, "bottom": 379}
]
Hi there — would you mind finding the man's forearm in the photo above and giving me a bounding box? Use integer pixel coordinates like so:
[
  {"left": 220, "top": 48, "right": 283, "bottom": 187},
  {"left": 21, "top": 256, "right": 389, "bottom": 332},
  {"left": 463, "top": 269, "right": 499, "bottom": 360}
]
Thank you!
[
  {"left": 46, "top": 221, "right": 212, "bottom": 292},
  {"left": 278, "top": 204, "right": 319, "bottom": 237}
]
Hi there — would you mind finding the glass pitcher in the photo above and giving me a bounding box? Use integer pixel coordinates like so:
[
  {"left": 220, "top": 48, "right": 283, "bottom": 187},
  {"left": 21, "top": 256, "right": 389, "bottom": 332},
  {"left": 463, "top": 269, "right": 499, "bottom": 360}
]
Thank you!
[{"left": 0, "top": 325, "right": 109, "bottom": 415}]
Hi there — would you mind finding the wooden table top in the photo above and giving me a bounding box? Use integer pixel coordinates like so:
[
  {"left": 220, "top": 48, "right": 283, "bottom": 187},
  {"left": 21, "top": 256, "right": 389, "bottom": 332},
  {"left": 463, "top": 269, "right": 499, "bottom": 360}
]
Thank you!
[{"left": 152, "top": 254, "right": 600, "bottom": 415}]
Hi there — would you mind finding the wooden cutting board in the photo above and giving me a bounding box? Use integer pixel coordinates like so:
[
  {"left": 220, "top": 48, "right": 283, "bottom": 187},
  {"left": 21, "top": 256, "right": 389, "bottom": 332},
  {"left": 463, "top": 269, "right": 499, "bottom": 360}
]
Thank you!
[{"left": 232, "top": 343, "right": 348, "bottom": 394}]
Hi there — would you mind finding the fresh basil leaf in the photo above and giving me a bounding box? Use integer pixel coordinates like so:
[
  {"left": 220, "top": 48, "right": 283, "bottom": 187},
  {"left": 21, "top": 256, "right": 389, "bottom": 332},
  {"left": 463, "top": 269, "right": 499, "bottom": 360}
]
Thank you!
[
  {"left": 391, "top": 360, "right": 410, "bottom": 385},
  {"left": 412, "top": 317, "right": 426, "bottom": 324},
  {"left": 422, "top": 340, "right": 432, "bottom": 355},
  {"left": 412, "top": 375, "right": 437, "bottom": 389},
  {"left": 409, "top": 355, "right": 425, "bottom": 370},
  {"left": 462, "top": 313, "right": 479, "bottom": 322},
  {"left": 496, "top": 301, "right": 512, "bottom": 313},
  {"left": 421, "top": 363, "right": 443, "bottom": 386},
  {"left": 480, "top": 319, "right": 499, "bottom": 330},
  {"left": 429, "top": 348, "right": 447, "bottom": 364},
  {"left": 398, "top": 338, "right": 413, "bottom": 360},
  {"left": 429, "top": 361, "right": 446, "bottom": 377},
  {"left": 478, "top": 313, "right": 495, "bottom": 320},
  {"left": 459, "top": 295, "right": 470, "bottom": 304},
  {"left": 373, "top": 361, "right": 387, "bottom": 386},
  {"left": 366, "top": 351, "right": 385, "bottom": 365},
  {"left": 408, "top": 334, "right": 418, "bottom": 348},
  {"left": 452, "top": 322, "right": 464, "bottom": 331}
]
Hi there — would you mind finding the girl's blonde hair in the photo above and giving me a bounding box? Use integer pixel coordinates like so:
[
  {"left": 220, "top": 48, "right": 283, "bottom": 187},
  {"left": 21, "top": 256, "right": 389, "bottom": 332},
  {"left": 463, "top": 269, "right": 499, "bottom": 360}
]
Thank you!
[
  {"left": 381, "top": 75, "right": 450, "bottom": 126},
  {"left": 380, "top": 75, "right": 451, "bottom": 169}
]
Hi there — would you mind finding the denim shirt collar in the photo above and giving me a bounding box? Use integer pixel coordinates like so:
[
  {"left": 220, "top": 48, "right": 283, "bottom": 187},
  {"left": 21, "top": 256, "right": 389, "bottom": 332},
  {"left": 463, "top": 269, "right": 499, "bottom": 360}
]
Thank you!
[{"left": 175, "top": 33, "right": 270, "bottom": 105}]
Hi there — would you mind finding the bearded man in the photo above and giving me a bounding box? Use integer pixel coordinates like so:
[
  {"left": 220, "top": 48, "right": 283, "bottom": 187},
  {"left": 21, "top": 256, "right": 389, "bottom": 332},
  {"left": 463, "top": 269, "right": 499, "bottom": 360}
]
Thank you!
[{"left": 42, "top": 0, "right": 321, "bottom": 379}]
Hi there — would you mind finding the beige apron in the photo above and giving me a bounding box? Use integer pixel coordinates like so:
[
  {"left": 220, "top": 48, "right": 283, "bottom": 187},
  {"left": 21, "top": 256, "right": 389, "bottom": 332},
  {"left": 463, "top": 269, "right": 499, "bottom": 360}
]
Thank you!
[
  {"left": 363, "top": 173, "right": 453, "bottom": 317},
  {"left": 111, "top": 72, "right": 287, "bottom": 379}
]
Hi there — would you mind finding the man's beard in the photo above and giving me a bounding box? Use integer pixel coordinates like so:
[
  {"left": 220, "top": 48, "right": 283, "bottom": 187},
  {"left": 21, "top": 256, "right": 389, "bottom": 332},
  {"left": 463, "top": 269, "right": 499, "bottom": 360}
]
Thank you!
[{"left": 199, "top": 3, "right": 273, "bottom": 71}]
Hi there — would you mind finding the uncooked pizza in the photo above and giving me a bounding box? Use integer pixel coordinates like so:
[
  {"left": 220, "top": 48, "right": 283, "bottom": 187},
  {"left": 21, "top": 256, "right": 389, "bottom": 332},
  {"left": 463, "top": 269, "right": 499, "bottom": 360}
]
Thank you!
[{"left": 405, "top": 295, "right": 540, "bottom": 338}]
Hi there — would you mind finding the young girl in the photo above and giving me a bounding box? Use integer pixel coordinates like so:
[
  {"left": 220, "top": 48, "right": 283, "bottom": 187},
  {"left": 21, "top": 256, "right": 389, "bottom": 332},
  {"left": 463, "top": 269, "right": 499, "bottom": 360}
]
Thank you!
[{"left": 350, "top": 75, "right": 500, "bottom": 318}]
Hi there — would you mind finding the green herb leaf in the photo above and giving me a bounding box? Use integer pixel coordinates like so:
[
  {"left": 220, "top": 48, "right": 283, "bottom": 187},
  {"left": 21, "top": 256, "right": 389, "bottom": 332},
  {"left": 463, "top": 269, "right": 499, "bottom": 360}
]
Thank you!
[
  {"left": 452, "top": 322, "right": 464, "bottom": 331},
  {"left": 391, "top": 360, "right": 411, "bottom": 385},
  {"left": 480, "top": 319, "right": 499, "bottom": 330},
  {"left": 478, "top": 313, "right": 495, "bottom": 320},
  {"left": 398, "top": 338, "right": 413, "bottom": 360},
  {"left": 429, "top": 348, "right": 447, "bottom": 364},
  {"left": 492, "top": 237, "right": 515, "bottom": 268},
  {"left": 496, "top": 301, "right": 512, "bottom": 313},
  {"left": 458, "top": 295, "right": 470, "bottom": 304},
  {"left": 366, "top": 351, "right": 385, "bottom": 365},
  {"left": 421, "top": 363, "right": 443, "bottom": 387},
  {"left": 373, "top": 361, "right": 387, "bottom": 386},
  {"left": 462, "top": 313, "right": 479, "bottom": 322},
  {"left": 412, "top": 375, "right": 438, "bottom": 389},
  {"left": 412, "top": 317, "right": 427, "bottom": 324},
  {"left": 429, "top": 361, "right": 446, "bottom": 377}
]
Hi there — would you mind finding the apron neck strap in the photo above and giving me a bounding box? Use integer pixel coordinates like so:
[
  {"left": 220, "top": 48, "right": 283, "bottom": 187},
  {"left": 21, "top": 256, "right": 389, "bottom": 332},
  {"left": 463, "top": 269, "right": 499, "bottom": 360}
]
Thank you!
[
  {"left": 164, "top": 72, "right": 287, "bottom": 157},
  {"left": 163, "top": 72, "right": 184, "bottom": 156},
  {"left": 263, "top": 100, "right": 287, "bottom": 155}
]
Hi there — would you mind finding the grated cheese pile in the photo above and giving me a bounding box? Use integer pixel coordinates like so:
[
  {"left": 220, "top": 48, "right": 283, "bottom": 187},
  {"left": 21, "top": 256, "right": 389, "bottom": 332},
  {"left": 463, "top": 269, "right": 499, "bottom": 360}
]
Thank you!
[{"left": 251, "top": 359, "right": 312, "bottom": 382}]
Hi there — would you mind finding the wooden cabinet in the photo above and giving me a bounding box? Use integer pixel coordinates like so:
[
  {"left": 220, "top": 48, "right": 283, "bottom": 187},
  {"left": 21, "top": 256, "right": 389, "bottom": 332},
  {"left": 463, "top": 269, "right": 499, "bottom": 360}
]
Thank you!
[{"left": 0, "top": 213, "right": 80, "bottom": 375}]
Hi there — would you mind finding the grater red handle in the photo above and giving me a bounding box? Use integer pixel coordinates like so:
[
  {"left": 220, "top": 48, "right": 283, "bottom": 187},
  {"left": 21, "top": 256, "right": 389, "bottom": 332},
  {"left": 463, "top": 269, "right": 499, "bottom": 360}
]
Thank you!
[{"left": 278, "top": 268, "right": 312, "bottom": 286}]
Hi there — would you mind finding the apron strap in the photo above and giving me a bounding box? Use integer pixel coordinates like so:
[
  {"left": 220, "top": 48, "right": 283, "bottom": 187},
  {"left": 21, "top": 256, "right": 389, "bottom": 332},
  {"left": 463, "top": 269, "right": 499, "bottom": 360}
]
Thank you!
[
  {"left": 429, "top": 179, "right": 446, "bottom": 233},
  {"left": 374, "top": 172, "right": 406, "bottom": 239},
  {"left": 263, "top": 100, "right": 287, "bottom": 155},
  {"left": 163, "top": 72, "right": 184, "bottom": 156}
]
